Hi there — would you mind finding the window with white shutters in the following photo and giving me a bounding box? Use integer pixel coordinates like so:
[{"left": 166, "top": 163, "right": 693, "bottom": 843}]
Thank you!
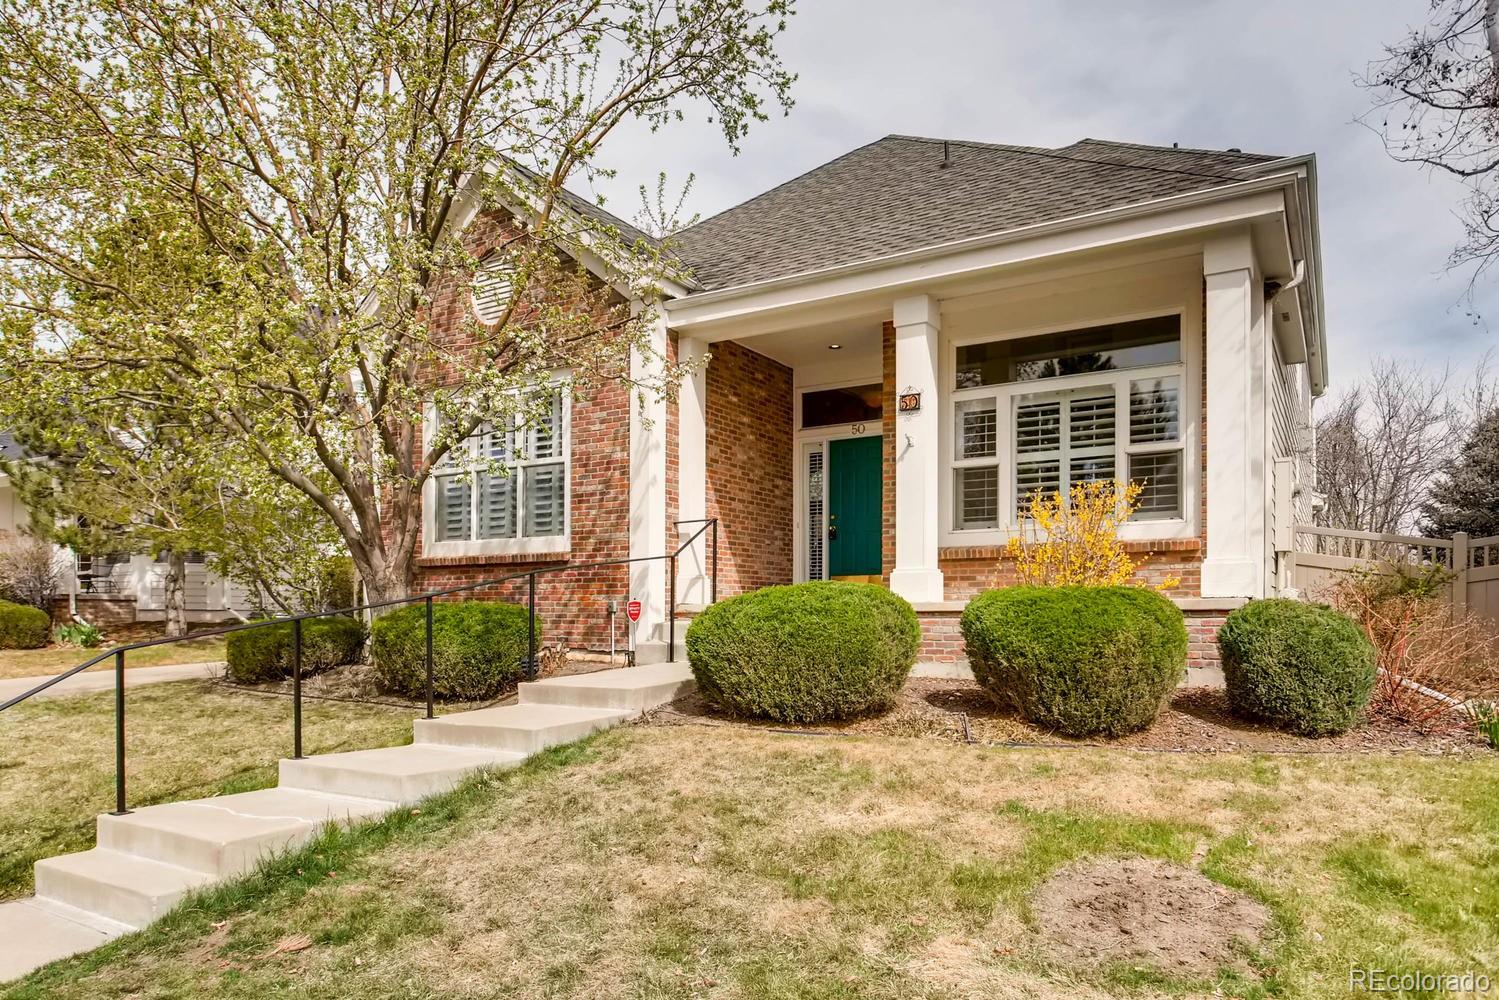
[
  {"left": 1012, "top": 388, "right": 1117, "bottom": 517},
  {"left": 1126, "top": 375, "right": 1184, "bottom": 519},
  {"left": 953, "top": 398, "right": 1001, "bottom": 529},
  {"left": 428, "top": 386, "right": 569, "bottom": 551},
  {"left": 947, "top": 312, "right": 1188, "bottom": 534}
]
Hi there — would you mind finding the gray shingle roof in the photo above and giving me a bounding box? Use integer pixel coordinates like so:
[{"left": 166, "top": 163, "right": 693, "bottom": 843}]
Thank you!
[
  {"left": 669, "top": 135, "right": 1286, "bottom": 292},
  {"left": 0, "top": 431, "right": 27, "bottom": 462}
]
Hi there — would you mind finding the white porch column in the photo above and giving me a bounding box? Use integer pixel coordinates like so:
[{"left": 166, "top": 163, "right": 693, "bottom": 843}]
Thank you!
[
  {"left": 888, "top": 294, "right": 945, "bottom": 603},
  {"left": 628, "top": 303, "right": 670, "bottom": 636},
  {"left": 1202, "top": 228, "right": 1269, "bottom": 599},
  {"left": 676, "top": 335, "right": 710, "bottom": 605}
]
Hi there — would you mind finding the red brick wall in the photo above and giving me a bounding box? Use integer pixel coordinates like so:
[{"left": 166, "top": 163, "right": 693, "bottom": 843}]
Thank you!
[
  {"left": 409, "top": 208, "right": 633, "bottom": 652},
  {"left": 1185, "top": 609, "right": 1227, "bottom": 669},
  {"left": 705, "top": 341, "right": 794, "bottom": 595},
  {"left": 918, "top": 606, "right": 1229, "bottom": 667},
  {"left": 53, "top": 595, "right": 137, "bottom": 628},
  {"left": 938, "top": 541, "right": 1204, "bottom": 602}
]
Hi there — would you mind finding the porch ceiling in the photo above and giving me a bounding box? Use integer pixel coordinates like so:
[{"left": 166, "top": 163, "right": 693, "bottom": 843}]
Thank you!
[{"left": 717, "top": 315, "right": 884, "bottom": 370}]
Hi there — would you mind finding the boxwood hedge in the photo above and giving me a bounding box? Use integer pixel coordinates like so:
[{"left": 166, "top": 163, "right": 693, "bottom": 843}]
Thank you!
[
  {"left": 684, "top": 581, "right": 920, "bottom": 723},
  {"left": 0, "top": 599, "right": 50, "bottom": 650},
  {"left": 1217, "top": 598, "right": 1375, "bottom": 736},
  {"left": 960, "top": 586, "right": 1186, "bottom": 737},
  {"left": 225, "top": 615, "right": 367, "bottom": 684},
  {"left": 371, "top": 600, "right": 537, "bottom": 701}
]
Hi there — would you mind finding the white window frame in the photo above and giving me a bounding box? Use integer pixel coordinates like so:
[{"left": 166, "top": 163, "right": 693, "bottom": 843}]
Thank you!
[
  {"left": 422, "top": 380, "right": 572, "bottom": 558},
  {"left": 941, "top": 307, "right": 1197, "bottom": 546}
]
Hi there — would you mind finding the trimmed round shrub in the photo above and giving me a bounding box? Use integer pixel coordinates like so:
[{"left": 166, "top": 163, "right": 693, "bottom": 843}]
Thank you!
[
  {"left": 1217, "top": 598, "right": 1375, "bottom": 736},
  {"left": 0, "top": 599, "right": 50, "bottom": 649},
  {"left": 961, "top": 586, "right": 1186, "bottom": 737},
  {"left": 684, "top": 581, "right": 920, "bottom": 723},
  {"left": 371, "top": 601, "right": 537, "bottom": 701},
  {"left": 225, "top": 615, "right": 367, "bottom": 684}
]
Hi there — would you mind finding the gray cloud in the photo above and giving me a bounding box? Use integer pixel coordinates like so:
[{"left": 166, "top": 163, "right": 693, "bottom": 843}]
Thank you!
[{"left": 590, "top": 0, "right": 1496, "bottom": 391}]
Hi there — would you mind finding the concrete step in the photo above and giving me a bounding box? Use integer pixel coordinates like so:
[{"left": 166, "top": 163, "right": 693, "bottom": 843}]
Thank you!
[
  {"left": 95, "top": 787, "right": 395, "bottom": 877},
  {"left": 414, "top": 702, "right": 628, "bottom": 754},
  {"left": 279, "top": 744, "right": 525, "bottom": 804},
  {"left": 518, "top": 661, "right": 694, "bottom": 713},
  {"left": 0, "top": 897, "right": 129, "bottom": 982},
  {"left": 630, "top": 639, "right": 675, "bottom": 666},
  {"left": 34, "top": 849, "right": 216, "bottom": 930}
]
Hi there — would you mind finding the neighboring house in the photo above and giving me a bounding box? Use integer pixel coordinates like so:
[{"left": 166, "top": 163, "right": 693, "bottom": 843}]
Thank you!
[
  {"left": 0, "top": 431, "right": 251, "bottom": 626},
  {"left": 417, "top": 135, "right": 1325, "bottom": 664},
  {"left": 0, "top": 432, "right": 29, "bottom": 536},
  {"left": 64, "top": 552, "right": 252, "bottom": 626}
]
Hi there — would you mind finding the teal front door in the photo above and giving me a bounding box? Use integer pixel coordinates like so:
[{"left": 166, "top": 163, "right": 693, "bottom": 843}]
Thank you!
[{"left": 827, "top": 436, "right": 882, "bottom": 578}]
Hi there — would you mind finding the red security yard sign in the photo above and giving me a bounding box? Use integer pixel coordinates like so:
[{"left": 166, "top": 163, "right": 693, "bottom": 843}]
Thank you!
[{"left": 626, "top": 599, "right": 642, "bottom": 624}]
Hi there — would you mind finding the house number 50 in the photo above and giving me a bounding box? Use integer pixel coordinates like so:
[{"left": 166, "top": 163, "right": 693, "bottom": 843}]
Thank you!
[{"left": 850, "top": 423, "right": 866, "bottom": 435}]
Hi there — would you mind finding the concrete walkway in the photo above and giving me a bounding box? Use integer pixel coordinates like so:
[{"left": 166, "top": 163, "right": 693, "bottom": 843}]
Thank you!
[
  {"left": 0, "top": 661, "right": 224, "bottom": 706},
  {"left": 0, "top": 660, "right": 694, "bottom": 984}
]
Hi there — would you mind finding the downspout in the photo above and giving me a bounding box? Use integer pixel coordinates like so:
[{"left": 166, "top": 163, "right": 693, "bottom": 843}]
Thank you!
[{"left": 1264, "top": 258, "right": 1306, "bottom": 303}]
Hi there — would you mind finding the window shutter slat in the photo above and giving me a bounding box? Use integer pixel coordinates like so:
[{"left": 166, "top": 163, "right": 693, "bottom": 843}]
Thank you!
[
  {"left": 436, "top": 474, "right": 472, "bottom": 541},
  {"left": 955, "top": 399, "right": 997, "bottom": 460},
  {"left": 1015, "top": 400, "right": 1061, "bottom": 453},
  {"left": 955, "top": 467, "right": 999, "bottom": 530},
  {"left": 523, "top": 463, "right": 566, "bottom": 537},
  {"left": 1068, "top": 393, "right": 1116, "bottom": 449},
  {"left": 1130, "top": 377, "right": 1180, "bottom": 444}
]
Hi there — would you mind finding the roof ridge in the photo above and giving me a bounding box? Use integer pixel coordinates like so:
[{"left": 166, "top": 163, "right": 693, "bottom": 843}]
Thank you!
[
  {"left": 856, "top": 134, "right": 1257, "bottom": 183},
  {"left": 883, "top": 133, "right": 1058, "bottom": 156},
  {"left": 1071, "top": 136, "right": 1275, "bottom": 162}
]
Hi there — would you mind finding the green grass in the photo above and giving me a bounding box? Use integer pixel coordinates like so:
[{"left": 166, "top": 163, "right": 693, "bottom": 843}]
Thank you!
[
  {"left": 3, "top": 726, "right": 1496, "bottom": 999},
  {"left": 0, "top": 680, "right": 414, "bottom": 901}
]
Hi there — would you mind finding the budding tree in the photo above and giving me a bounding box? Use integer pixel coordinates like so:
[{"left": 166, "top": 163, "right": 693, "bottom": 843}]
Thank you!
[{"left": 0, "top": 0, "right": 795, "bottom": 604}]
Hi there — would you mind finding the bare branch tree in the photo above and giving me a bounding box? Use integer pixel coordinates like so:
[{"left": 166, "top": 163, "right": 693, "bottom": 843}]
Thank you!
[
  {"left": 1314, "top": 359, "right": 1473, "bottom": 534},
  {"left": 1360, "top": 0, "right": 1499, "bottom": 275}
]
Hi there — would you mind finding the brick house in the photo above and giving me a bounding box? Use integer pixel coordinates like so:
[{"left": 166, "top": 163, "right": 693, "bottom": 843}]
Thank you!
[{"left": 416, "top": 136, "right": 1326, "bottom": 667}]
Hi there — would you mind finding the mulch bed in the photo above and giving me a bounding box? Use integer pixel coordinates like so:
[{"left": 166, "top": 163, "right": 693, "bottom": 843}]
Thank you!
[{"left": 648, "top": 678, "right": 1492, "bottom": 755}]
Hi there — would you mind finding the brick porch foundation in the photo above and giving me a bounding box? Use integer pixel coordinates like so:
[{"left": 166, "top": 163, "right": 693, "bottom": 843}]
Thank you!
[{"left": 915, "top": 599, "right": 1244, "bottom": 669}]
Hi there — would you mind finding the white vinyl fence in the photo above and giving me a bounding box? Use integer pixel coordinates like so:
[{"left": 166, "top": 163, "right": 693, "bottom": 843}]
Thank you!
[{"left": 1290, "top": 525, "right": 1499, "bottom": 619}]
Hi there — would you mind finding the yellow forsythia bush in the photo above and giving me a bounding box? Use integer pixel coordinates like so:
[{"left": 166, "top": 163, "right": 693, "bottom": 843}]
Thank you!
[{"left": 1004, "top": 480, "right": 1177, "bottom": 590}]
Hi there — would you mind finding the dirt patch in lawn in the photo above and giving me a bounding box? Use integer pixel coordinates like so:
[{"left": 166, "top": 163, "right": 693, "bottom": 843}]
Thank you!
[
  {"left": 1032, "top": 857, "right": 1271, "bottom": 975},
  {"left": 651, "top": 678, "right": 1490, "bottom": 754}
]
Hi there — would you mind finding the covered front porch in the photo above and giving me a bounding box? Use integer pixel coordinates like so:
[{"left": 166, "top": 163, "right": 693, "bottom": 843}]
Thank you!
[{"left": 668, "top": 244, "right": 1267, "bottom": 611}]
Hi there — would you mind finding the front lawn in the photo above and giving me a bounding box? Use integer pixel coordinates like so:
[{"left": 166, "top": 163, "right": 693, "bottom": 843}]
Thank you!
[
  {"left": 0, "top": 680, "right": 414, "bottom": 901},
  {"left": 0, "top": 633, "right": 229, "bottom": 680},
  {"left": 9, "top": 724, "right": 1495, "bottom": 999}
]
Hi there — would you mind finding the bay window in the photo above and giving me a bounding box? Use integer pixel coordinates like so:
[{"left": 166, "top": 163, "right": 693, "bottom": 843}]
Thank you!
[
  {"left": 949, "top": 314, "right": 1187, "bottom": 533},
  {"left": 427, "top": 388, "right": 568, "bottom": 552}
]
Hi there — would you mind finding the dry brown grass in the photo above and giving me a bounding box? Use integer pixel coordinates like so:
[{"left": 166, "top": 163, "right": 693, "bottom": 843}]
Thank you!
[
  {"left": 13, "top": 723, "right": 1496, "bottom": 1000},
  {"left": 0, "top": 635, "right": 228, "bottom": 680}
]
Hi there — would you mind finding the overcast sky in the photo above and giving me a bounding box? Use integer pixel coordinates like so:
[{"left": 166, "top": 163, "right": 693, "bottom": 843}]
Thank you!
[{"left": 587, "top": 0, "right": 1497, "bottom": 397}]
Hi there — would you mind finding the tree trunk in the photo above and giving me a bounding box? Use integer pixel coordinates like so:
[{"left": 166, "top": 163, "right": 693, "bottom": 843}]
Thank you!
[
  {"left": 162, "top": 549, "right": 189, "bottom": 637},
  {"left": 357, "top": 549, "right": 416, "bottom": 612}
]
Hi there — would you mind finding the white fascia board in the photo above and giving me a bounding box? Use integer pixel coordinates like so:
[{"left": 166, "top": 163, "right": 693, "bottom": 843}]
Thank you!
[
  {"left": 482, "top": 163, "right": 695, "bottom": 302},
  {"left": 664, "top": 174, "right": 1299, "bottom": 332},
  {"left": 1242, "top": 154, "right": 1327, "bottom": 395}
]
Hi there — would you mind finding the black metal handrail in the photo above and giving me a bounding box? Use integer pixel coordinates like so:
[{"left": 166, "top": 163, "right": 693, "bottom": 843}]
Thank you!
[{"left": 0, "top": 518, "right": 719, "bottom": 817}]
